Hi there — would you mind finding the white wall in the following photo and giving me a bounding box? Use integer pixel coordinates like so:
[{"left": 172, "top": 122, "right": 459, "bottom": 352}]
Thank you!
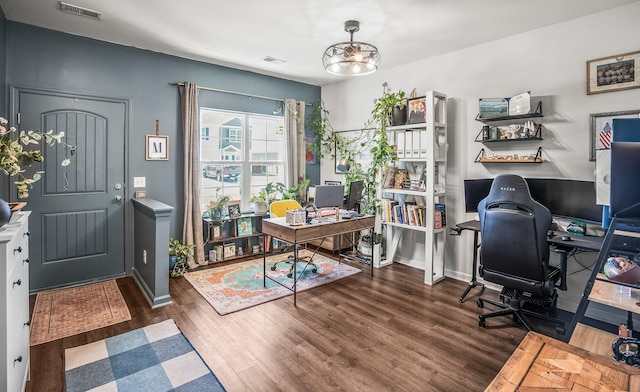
[{"left": 320, "top": 2, "right": 640, "bottom": 282}]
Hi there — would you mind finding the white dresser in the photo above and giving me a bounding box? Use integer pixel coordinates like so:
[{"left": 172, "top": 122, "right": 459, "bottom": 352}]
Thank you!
[{"left": 1, "top": 211, "right": 31, "bottom": 392}]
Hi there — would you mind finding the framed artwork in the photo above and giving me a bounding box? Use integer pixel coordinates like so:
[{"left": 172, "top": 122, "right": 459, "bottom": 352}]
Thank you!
[
  {"left": 237, "top": 217, "right": 253, "bottom": 235},
  {"left": 587, "top": 51, "right": 640, "bottom": 95},
  {"left": 590, "top": 109, "right": 640, "bottom": 161},
  {"left": 227, "top": 202, "right": 241, "bottom": 218},
  {"left": 223, "top": 243, "right": 236, "bottom": 259},
  {"left": 407, "top": 97, "right": 426, "bottom": 124},
  {"left": 145, "top": 134, "right": 169, "bottom": 160}
]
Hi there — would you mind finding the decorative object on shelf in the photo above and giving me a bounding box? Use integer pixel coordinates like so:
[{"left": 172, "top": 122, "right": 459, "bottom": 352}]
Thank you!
[
  {"left": 0, "top": 116, "right": 76, "bottom": 199},
  {"left": 145, "top": 120, "right": 169, "bottom": 161},
  {"left": 322, "top": 20, "right": 380, "bottom": 77},
  {"left": 249, "top": 190, "right": 268, "bottom": 214},
  {"left": 407, "top": 97, "right": 426, "bottom": 124},
  {"left": 478, "top": 97, "right": 509, "bottom": 119},
  {"left": 589, "top": 109, "right": 640, "bottom": 161},
  {"left": 508, "top": 91, "right": 531, "bottom": 116},
  {"left": 587, "top": 50, "right": 640, "bottom": 95},
  {"left": 227, "top": 202, "right": 241, "bottom": 218},
  {"left": 236, "top": 246, "right": 243, "bottom": 256},
  {"left": 211, "top": 224, "right": 222, "bottom": 239},
  {"left": 474, "top": 147, "right": 543, "bottom": 163},
  {"left": 223, "top": 243, "right": 236, "bottom": 259},
  {"left": 393, "top": 170, "right": 407, "bottom": 189},
  {"left": 237, "top": 217, "right": 253, "bottom": 236}
]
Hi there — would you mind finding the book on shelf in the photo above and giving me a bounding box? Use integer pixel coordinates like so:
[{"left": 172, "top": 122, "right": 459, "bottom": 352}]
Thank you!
[{"left": 434, "top": 204, "right": 446, "bottom": 228}]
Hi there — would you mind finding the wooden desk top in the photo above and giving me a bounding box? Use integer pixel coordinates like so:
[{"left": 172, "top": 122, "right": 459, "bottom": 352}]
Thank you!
[
  {"left": 262, "top": 215, "right": 375, "bottom": 243},
  {"left": 486, "top": 332, "right": 640, "bottom": 391}
]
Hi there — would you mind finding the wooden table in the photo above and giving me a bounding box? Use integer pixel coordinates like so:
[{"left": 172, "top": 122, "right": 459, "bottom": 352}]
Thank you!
[
  {"left": 486, "top": 332, "right": 640, "bottom": 391},
  {"left": 262, "top": 215, "right": 375, "bottom": 305}
]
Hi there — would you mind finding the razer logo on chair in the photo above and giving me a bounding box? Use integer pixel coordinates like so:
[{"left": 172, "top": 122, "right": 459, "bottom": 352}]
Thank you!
[{"left": 500, "top": 186, "right": 516, "bottom": 192}]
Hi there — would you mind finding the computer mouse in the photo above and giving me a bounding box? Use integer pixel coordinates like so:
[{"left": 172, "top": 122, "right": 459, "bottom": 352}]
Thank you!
[{"left": 561, "top": 235, "right": 571, "bottom": 241}]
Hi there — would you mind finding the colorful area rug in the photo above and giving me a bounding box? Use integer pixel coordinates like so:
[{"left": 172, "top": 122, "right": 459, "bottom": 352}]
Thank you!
[
  {"left": 184, "top": 250, "right": 361, "bottom": 315},
  {"left": 65, "top": 319, "right": 226, "bottom": 392},
  {"left": 31, "top": 280, "right": 131, "bottom": 346}
]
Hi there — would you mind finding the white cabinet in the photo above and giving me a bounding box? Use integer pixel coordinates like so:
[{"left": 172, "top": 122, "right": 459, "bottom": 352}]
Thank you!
[
  {"left": 1, "top": 212, "right": 31, "bottom": 392},
  {"left": 379, "top": 91, "right": 447, "bottom": 285}
]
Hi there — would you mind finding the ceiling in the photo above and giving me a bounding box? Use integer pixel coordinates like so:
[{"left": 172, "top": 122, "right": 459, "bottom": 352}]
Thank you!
[{"left": 1, "top": 0, "right": 638, "bottom": 86}]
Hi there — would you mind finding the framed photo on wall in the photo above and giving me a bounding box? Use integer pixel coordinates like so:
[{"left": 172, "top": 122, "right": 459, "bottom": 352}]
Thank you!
[
  {"left": 590, "top": 109, "right": 640, "bottom": 161},
  {"left": 146, "top": 134, "right": 169, "bottom": 160},
  {"left": 587, "top": 51, "right": 640, "bottom": 95}
]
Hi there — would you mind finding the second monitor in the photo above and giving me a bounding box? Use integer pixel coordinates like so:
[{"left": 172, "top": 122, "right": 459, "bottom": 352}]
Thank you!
[{"left": 314, "top": 184, "right": 345, "bottom": 209}]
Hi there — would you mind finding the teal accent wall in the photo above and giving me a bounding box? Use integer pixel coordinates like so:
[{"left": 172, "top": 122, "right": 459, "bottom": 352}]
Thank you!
[{"left": 4, "top": 21, "right": 321, "bottom": 237}]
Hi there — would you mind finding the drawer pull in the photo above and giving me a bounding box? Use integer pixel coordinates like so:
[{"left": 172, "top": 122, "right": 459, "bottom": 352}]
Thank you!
[
  {"left": 14, "top": 355, "right": 22, "bottom": 364},
  {"left": 24, "top": 231, "right": 31, "bottom": 236},
  {"left": 14, "top": 246, "right": 22, "bottom": 253},
  {"left": 23, "top": 258, "right": 30, "bottom": 264},
  {"left": 13, "top": 279, "right": 21, "bottom": 287}
]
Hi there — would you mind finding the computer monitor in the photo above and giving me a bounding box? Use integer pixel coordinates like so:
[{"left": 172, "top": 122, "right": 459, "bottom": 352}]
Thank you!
[
  {"left": 610, "top": 142, "right": 640, "bottom": 218},
  {"left": 345, "top": 180, "right": 364, "bottom": 211},
  {"left": 464, "top": 177, "right": 602, "bottom": 223},
  {"left": 464, "top": 179, "right": 493, "bottom": 213},
  {"left": 314, "top": 185, "right": 345, "bottom": 209}
]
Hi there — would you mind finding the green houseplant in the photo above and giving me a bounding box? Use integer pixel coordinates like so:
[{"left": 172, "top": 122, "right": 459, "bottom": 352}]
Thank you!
[
  {"left": 207, "top": 187, "right": 231, "bottom": 220},
  {"left": 169, "top": 237, "right": 197, "bottom": 277}
]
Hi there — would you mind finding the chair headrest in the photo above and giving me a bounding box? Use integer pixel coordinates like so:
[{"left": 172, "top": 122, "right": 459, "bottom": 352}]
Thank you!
[{"left": 485, "top": 174, "right": 535, "bottom": 206}]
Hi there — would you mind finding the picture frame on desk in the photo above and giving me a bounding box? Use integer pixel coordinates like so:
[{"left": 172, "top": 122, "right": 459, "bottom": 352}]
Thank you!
[
  {"left": 586, "top": 51, "right": 640, "bottom": 95},
  {"left": 589, "top": 109, "right": 640, "bottom": 161},
  {"left": 407, "top": 97, "right": 426, "bottom": 124}
]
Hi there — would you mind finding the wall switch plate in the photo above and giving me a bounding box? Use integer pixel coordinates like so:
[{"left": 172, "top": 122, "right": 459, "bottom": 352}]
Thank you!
[
  {"left": 133, "top": 176, "right": 146, "bottom": 188},
  {"left": 134, "top": 191, "right": 147, "bottom": 198}
]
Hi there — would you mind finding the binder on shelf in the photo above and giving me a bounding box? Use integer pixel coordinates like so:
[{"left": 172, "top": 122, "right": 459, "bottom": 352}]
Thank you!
[
  {"left": 420, "top": 130, "right": 428, "bottom": 158},
  {"left": 412, "top": 131, "right": 420, "bottom": 158},
  {"left": 405, "top": 131, "right": 413, "bottom": 158},
  {"left": 397, "top": 132, "right": 405, "bottom": 159}
]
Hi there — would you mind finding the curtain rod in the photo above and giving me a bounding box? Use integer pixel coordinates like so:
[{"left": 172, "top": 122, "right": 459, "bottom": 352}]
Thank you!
[{"left": 170, "top": 82, "right": 312, "bottom": 106}]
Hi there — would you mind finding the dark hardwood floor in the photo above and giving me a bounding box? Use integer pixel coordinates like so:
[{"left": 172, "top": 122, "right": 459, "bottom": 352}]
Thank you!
[{"left": 26, "top": 260, "right": 529, "bottom": 392}]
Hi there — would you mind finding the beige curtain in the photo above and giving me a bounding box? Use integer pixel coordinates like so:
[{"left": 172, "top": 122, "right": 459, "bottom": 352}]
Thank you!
[
  {"left": 179, "top": 82, "right": 205, "bottom": 268},
  {"left": 285, "top": 99, "right": 306, "bottom": 199}
]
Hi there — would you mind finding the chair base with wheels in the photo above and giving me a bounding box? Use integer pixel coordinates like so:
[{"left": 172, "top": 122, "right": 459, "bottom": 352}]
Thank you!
[
  {"left": 270, "top": 253, "right": 317, "bottom": 278},
  {"left": 477, "top": 287, "right": 565, "bottom": 335}
]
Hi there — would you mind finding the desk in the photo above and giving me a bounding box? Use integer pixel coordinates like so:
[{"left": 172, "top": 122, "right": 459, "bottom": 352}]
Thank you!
[
  {"left": 262, "top": 215, "right": 375, "bottom": 305},
  {"left": 454, "top": 219, "right": 603, "bottom": 302},
  {"left": 487, "top": 331, "right": 640, "bottom": 391}
]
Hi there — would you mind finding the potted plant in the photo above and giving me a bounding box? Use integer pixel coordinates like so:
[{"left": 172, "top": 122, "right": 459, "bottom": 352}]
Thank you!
[
  {"left": 250, "top": 190, "right": 268, "bottom": 214},
  {"left": 207, "top": 187, "right": 231, "bottom": 220},
  {"left": 374, "top": 84, "right": 407, "bottom": 126},
  {"left": 169, "top": 237, "right": 197, "bottom": 277}
]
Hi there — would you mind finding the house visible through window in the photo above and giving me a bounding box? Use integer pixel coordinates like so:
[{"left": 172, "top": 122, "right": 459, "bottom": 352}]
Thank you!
[{"left": 200, "top": 108, "right": 286, "bottom": 212}]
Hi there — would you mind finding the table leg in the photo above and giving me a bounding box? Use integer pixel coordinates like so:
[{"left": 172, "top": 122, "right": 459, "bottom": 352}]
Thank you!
[
  {"left": 459, "top": 230, "right": 484, "bottom": 303},
  {"left": 263, "top": 234, "right": 267, "bottom": 288},
  {"left": 293, "top": 242, "right": 298, "bottom": 307}
]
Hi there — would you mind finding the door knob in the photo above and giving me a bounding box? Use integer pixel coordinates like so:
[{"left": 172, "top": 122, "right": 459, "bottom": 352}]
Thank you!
[{"left": 115, "top": 195, "right": 122, "bottom": 202}]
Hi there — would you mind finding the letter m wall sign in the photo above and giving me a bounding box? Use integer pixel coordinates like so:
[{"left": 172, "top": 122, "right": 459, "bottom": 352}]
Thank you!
[{"left": 146, "top": 134, "right": 169, "bottom": 161}]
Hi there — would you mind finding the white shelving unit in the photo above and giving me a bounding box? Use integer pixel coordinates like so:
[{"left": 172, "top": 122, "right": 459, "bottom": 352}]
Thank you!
[{"left": 378, "top": 91, "right": 447, "bottom": 285}]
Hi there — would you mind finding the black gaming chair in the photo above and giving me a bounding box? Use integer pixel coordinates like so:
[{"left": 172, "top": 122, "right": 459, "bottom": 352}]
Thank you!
[{"left": 476, "top": 174, "right": 564, "bottom": 333}]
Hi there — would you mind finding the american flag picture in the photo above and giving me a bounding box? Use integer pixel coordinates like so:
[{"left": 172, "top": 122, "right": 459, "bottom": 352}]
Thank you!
[{"left": 599, "top": 121, "right": 612, "bottom": 150}]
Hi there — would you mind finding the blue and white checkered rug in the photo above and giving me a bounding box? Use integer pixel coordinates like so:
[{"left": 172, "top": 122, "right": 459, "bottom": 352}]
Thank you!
[{"left": 65, "top": 319, "right": 226, "bottom": 392}]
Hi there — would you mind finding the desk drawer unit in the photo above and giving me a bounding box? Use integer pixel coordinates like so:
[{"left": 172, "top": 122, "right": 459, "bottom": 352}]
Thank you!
[{"left": 1, "top": 212, "right": 31, "bottom": 392}]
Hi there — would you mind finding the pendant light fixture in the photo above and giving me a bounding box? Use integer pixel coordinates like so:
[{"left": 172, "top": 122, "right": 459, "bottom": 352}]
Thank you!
[{"left": 322, "top": 20, "right": 380, "bottom": 76}]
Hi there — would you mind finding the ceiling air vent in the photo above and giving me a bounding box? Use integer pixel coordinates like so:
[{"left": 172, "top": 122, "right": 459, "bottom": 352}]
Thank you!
[{"left": 59, "top": 2, "right": 102, "bottom": 20}]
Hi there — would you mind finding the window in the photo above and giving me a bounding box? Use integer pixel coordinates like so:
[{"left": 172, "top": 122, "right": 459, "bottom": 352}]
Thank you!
[{"left": 200, "top": 108, "right": 286, "bottom": 212}]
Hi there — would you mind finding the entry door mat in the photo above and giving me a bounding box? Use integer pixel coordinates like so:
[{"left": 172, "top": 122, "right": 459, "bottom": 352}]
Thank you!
[
  {"left": 65, "top": 319, "right": 226, "bottom": 392},
  {"left": 184, "top": 250, "right": 361, "bottom": 315},
  {"left": 30, "top": 280, "right": 132, "bottom": 346}
]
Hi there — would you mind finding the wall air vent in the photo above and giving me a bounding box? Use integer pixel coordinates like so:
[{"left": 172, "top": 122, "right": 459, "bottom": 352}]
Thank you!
[
  {"left": 59, "top": 2, "right": 102, "bottom": 20},
  {"left": 263, "top": 56, "right": 286, "bottom": 65}
]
